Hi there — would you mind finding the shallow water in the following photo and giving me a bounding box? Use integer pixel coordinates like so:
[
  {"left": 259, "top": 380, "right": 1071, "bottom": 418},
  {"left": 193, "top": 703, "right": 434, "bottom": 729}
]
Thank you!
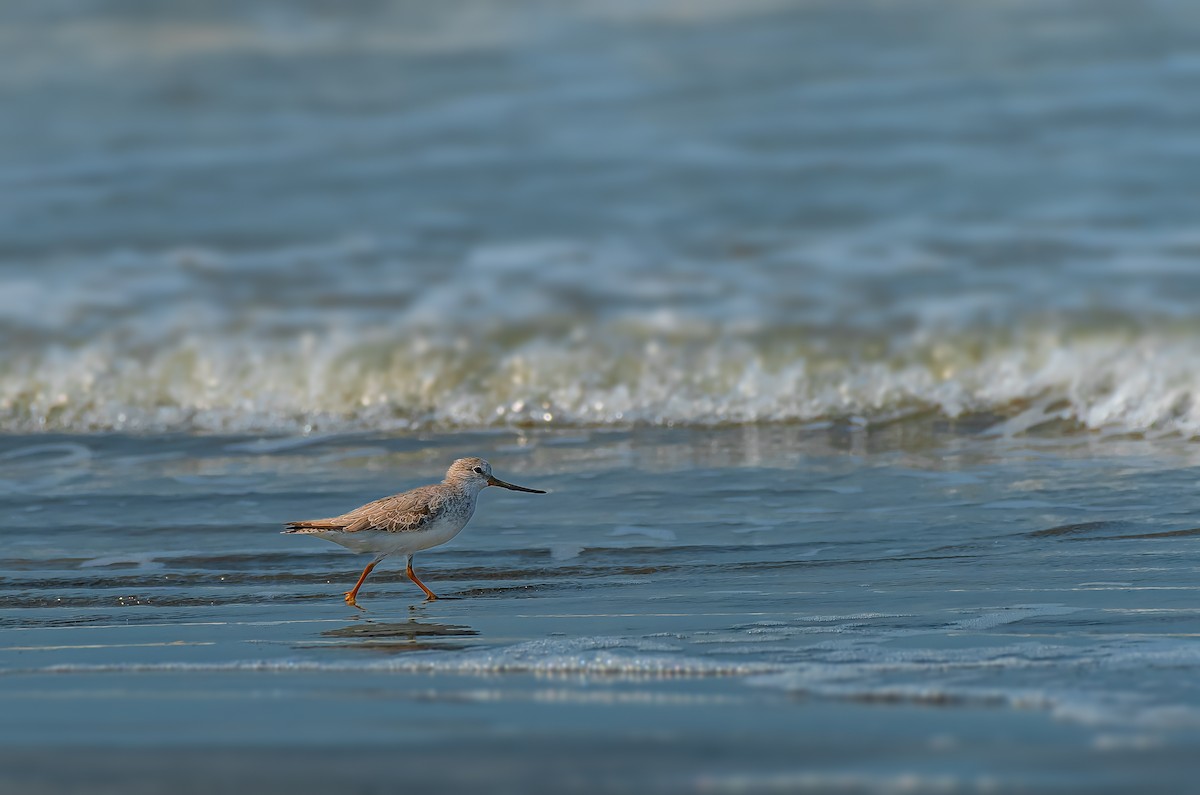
[
  {"left": 5, "top": 1, "right": 1200, "bottom": 791},
  {"left": 3, "top": 427, "right": 1200, "bottom": 791}
]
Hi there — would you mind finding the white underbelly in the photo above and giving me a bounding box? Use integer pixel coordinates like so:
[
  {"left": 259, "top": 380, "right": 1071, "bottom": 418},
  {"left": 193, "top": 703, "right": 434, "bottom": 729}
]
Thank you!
[
  {"left": 408, "top": 516, "right": 470, "bottom": 551},
  {"left": 317, "top": 513, "right": 471, "bottom": 557}
]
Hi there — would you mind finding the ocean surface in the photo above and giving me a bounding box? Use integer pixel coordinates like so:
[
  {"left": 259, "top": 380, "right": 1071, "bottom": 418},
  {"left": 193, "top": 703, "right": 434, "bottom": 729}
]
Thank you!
[{"left": 4, "top": 1, "right": 1200, "bottom": 792}]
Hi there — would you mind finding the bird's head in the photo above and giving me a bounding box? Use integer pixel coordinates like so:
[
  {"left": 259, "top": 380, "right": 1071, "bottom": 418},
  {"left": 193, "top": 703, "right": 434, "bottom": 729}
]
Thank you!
[{"left": 445, "top": 457, "right": 546, "bottom": 495}]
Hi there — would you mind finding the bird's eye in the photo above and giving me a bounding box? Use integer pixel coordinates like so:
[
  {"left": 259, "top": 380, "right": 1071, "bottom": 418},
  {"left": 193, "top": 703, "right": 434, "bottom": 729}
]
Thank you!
[{"left": 473, "top": 466, "right": 483, "bottom": 474}]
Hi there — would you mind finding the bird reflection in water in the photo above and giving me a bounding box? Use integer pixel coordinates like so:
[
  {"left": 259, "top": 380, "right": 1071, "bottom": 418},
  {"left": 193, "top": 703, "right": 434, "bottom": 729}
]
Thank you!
[{"left": 313, "top": 618, "right": 479, "bottom": 654}]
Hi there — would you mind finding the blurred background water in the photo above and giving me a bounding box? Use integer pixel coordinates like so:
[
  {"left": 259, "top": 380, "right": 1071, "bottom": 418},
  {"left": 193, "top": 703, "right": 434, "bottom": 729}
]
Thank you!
[
  {"left": 3, "top": 1, "right": 1200, "bottom": 792},
  {"left": 5, "top": 0, "right": 1200, "bottom": 434}
]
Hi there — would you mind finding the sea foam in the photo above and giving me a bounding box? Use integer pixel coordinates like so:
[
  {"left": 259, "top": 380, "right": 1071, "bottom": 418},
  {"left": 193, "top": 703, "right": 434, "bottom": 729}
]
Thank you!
[{"left": 3, "top": 320, "right": 1200, "bottom": 436}]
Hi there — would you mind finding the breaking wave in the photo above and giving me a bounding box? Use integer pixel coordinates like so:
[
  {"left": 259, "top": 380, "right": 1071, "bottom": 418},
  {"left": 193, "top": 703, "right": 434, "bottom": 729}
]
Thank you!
[
  {"left": 4, "top": 317, "right": 1200, "bottom": 436},
  {"left": 5, "top": 238, "right": 1200, "bottom": 436}
]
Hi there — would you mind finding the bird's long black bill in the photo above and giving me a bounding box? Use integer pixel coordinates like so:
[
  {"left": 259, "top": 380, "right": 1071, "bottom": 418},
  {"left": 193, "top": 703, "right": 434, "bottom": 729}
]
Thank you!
[{"left": 488, "top": 476, "right": 546, "bottom": 494}]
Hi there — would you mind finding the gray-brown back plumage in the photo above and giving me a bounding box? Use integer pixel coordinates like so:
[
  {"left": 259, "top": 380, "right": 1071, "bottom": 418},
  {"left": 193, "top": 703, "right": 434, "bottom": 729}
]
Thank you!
[{"left": 284, "top": 485, "right": 451, "bottom": 535}]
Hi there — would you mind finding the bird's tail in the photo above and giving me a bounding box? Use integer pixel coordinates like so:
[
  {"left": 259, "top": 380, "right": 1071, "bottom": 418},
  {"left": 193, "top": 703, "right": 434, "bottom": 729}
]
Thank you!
[{"left": 282, "top": 518, "right": 346, "bottom": 534}]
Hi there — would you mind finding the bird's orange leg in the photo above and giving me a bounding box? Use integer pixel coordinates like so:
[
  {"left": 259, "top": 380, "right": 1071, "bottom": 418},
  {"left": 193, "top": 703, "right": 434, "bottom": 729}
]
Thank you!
[
  {"left": 407, "top": 557, "right": 438, "bottom": 601},
  {"left": 344, "top": 560, "right": 379, "bottom": 609}
]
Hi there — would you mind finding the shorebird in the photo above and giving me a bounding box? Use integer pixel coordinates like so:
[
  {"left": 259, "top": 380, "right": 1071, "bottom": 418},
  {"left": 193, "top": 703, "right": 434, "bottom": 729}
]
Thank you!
[{"left": 284, "top": 457, "right": 545, "bottom": 608}]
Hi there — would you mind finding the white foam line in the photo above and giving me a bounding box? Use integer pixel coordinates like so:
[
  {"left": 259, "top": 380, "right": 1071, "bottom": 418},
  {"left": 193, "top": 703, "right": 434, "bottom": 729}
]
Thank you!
[
  {"left": 511, "top": 612, "right": 775, "bottom": 619},
  {"left": 1, "top": 619, "right": 347, "bottom": 632},
  {"left": 0, "top": 641, "right": 215, "bottom": 652},
  {"left": 8, "top": 657, "right": 782, "bottom": 678},
  {"left": 1103, "top": 608, "right": 1200, "bottom": 614},
  {"left": 1062, "top": 633, "right": 1200, "bottom": 639},
  {"left": 1004, "top": 586, "right": 1200, "bottom": 592},
  {"left": 695, "top": 771, "right": 984, "bottom": 794},
  {"left": 2, "top": 637, "right": 782, "bottom": 679}
]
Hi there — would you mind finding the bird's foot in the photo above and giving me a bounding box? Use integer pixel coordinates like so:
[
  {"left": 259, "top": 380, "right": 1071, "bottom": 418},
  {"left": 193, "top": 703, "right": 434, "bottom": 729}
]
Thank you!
[{"left": 343, "top": 591, "right": 366, "bottom": 611}]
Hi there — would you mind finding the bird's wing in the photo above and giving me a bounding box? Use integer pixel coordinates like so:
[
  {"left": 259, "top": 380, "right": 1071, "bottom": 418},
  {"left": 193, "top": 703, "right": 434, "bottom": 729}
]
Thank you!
[{"left": 284, "top": 487, "right": 442, "bottom": 535}]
